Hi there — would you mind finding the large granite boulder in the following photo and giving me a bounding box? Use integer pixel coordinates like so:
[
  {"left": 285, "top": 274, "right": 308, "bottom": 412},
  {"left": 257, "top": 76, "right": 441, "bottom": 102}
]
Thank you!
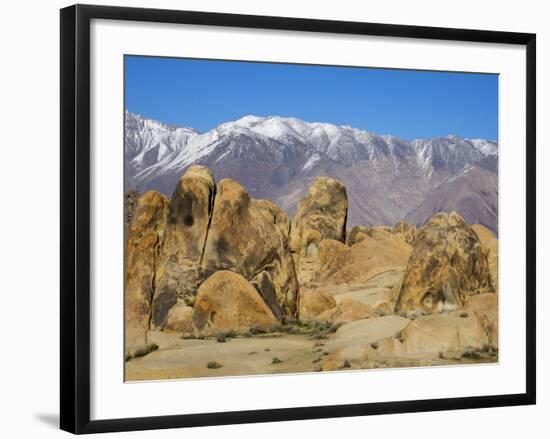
[
  {"left": 395, "top": 212, "right": 495, "bottom": 316},
  {"left": 201, "top": 180, "right": 299, "bottom": 318},
  {"left": 193, "top": 270, "right": 278, "bottom": 335},
  {"left": 152, "top": 166, "right": 216, "bottom": 327},
  {"left": 163, "top": 301, "right": 195, "bottom": 334},
  {"left": 298, "top": 288, "right": 337, "bottom": 321},
  {"left": 399, "top": 311, "right": 490, "bottom": 355},
  {"left": 289, "top": 177, "right": 348, "bottom": 284},
  {"left": 251, "top": 199, "right": 299, "bottom": 319},
  {"left": 125, "top": 191, "right": 168, "bottom": 355},
  {"left": 471, "top": 224, "right": 498, "bottom": 291},
  {"left": 290, "top": 177, "right": 348, "bottom": 253}
]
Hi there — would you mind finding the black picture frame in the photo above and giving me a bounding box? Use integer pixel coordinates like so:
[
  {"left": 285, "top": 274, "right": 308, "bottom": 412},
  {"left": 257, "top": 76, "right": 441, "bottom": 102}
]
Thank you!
[{"left": 60, "top": 4, "right": 536, "bottom": 434}]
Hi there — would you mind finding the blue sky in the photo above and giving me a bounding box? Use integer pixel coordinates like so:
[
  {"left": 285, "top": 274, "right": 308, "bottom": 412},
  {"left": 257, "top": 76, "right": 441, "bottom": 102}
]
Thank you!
[{"left": 125, "top": 56, "right": 498, "bottom": 141}]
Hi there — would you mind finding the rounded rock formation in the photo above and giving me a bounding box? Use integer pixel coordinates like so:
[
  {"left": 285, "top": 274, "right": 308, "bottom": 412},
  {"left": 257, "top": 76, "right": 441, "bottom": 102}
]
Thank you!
[
  {"left": 163, "top": 301, "right": 195, "bottom": 333},
  {"left": 394, "top": 212, "right": 495, "bottom": 315},
  {"left": 200, "top": 180, "right": 299, "bottom": 318},
  {"left": 193, "top": 270, "right": 278, "bottom": 335},
  {"left": 298, "top": 288, "right": 337, "bottom": 321},
  {"left": 346, "top": 225, "right": 370, "bottom": 247},
  {"left": 290, "top": 177, "right": 348, "bottom": 255},
  {"left": 125, "top": 191, "right": 168, "bottom": 355},
  {"left": 152, "top": 166, "right": 216, "bottom": 327},
  {"left": 289, "top": 177, "right": 348, "bottom": 284}
]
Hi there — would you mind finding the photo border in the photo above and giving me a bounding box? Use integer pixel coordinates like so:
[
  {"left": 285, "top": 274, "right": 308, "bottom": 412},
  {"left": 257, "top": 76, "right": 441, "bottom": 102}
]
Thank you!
[{"left": 60, "top": 4, "right": 536, "bottom": 434}]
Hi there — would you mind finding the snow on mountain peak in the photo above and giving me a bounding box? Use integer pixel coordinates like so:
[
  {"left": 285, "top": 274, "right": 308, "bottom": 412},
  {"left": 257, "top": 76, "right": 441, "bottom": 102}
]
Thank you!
[{"left": 126, "top": 112, "right": 498, "bottom": 192}]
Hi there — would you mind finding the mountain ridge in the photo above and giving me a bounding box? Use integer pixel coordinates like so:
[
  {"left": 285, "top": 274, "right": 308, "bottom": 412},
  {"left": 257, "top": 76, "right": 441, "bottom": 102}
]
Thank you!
[{"left": 125, "top": 111, "right": 498, "bottom": 231}]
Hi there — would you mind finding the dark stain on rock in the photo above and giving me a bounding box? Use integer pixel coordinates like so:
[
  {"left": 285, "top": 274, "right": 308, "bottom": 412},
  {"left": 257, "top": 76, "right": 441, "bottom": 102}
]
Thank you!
[
  {"left": 183, "top": 214, "right": 194, "bottom": 227},
  {"left": 151, "top": 288, "right": 178, "bottom": 328},
  {"left": 252, "top": 271, "right": 283, "bottom": 321},
  {"left": 216, "top": 237, "right": 229, "bottom": 257},
  {"left": 168, "top": 188, "right": 196, "bottom": 226}
]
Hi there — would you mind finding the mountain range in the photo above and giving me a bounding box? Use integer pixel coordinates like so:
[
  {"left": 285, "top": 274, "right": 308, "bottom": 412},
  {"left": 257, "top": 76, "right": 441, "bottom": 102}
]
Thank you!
[{"left": 125, "top": 111, "right": 498, "bottom": 232}]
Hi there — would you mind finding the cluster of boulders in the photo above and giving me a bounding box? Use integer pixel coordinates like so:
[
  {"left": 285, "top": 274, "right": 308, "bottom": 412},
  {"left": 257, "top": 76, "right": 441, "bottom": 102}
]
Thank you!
[
  {"left": 125, "top": 166, "right": 299, "bottom": 356},
  {"left": 125, "top": 165, "right": 498, "bottom": 361}
]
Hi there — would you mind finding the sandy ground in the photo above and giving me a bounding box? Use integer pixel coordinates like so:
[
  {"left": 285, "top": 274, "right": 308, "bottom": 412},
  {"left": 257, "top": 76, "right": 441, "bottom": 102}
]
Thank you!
[
  {"left": 125, "top": 332, "right": 324, "bottom": 381},
  {"left": 126, "top": 266, "right": 497, "bottom": 382},
  {"left": 125, "top": 316, "right": 497, "bottom": 382}
]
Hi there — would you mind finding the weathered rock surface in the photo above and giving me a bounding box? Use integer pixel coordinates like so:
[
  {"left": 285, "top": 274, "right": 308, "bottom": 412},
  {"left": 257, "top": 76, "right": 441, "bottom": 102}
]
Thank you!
[
  {"left": 464, "top": 293, "right": 498, "bottom": 347},
  {"left": 131, "top": 167, "right": 299, "bottom": 331},
  {"left": 346, "top": 226, "right": 370, "bottom": 247},
  {"left": 125, "top": 191, "right": 168, "bottom": 355},
  {"left": 322, "top": 316, "right": 410, "bottom": 370},
  {"left": 290, "top": 177, "right": 348, "bottom": 284},
  {"left": 125, "top": 189, "right": 140, "bottom": 228},
  {"left": 471, "top": 224, "right": 498, "bottom": 291},
  {"left": 393, "top": 221, "right": 416, "bottom": 245},
  {"left": 163, "top": 301, "right": 195, "bottom": 333},
  {"left": 298, "top": 289, "right": 337, "bottom": 321},
  {"left": 289, "top": 176, "right": 348, "bottom": 248},
  {"left": 395, "top": 212, "right": 495, "bottom": 315},
  {"left": 295, "top": 230, "right": 411, "bottom": 321},
  {"left": 193, "top": 271, "right": 278, "bottom": 335},
  {"left": 253, "top": 199, "right": 299, "bottom": 318},
  {"left": 320, "top": 298, "right": 378, "bottom": 324},
  {"left": 152, "top": 166, "right": 216, "bottom": 327},
  {"left": 318, "top": 232, "right": 412, "bottom": 286},
  {"left": 399, "top": 311, "right": 490, "bottom": 355},
  {"left": 201, "top": 180, "right": 299, "bottom": 318}
]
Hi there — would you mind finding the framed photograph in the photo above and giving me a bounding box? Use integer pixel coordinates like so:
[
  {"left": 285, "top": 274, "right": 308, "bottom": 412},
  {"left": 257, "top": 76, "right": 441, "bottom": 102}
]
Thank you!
[{"left": 60, "top": 4, "right": 536, "bottom": 434}]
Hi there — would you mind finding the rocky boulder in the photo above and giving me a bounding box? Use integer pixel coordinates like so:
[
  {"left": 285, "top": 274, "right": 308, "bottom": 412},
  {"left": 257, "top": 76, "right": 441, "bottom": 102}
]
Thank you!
[
  {"left": 399, "top": 311, "right": 490, "bottom": 355},
  {"left": 298, "top": 288, "right": 337, "bottom": 321},
  {"left": 321, "top": 298, "right": 378, "bottom": 324},
  {"left": 321, "top": 316, "right": 410, "bottom": 370},
  {"left": 125, "top": 189, "right": 140, "bottom": 228},
  {"left": 289, "top": 177, "right": 348, "bottom": 283},
  {"left": 471, "top": 224, "right": 498, "bottom": 291},
  {"left": 319, "top": 233, "right": 412, "bottom": 286},
  {"left": 152, "top": 166, "right": 216, "bottom": 327},
  {"left": 393, "top": 221, "right": 416, "bottom": 245},
  {"left": 125, "top": 191, "right": 168, "bottom": 355},
  {"left": 346, "top": 226, "right": 370, "bottom": 247},
  {"left": 193, "top": 270, "right": 278, "bottom": 335},
  {"left": 395, "top": 212, "right": 495, "bottom": 315},
  {"left": 163, "top": 301, "right": 195, "bottom": 334},
  {"left": 200, "top": 180, "right": 299, "bottom": 318},
  {"left": 464, "top": 293, "right": 498, "bottom": 347}
]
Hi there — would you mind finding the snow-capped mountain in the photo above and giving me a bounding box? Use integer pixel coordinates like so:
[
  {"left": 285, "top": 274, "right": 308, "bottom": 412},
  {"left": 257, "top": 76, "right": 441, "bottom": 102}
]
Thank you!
[
  {"left": 125, "top": 111, "right": 498, "bottom": 231},
  {"left": 125, "top": 112, "right": 198, "bottom": 188}
]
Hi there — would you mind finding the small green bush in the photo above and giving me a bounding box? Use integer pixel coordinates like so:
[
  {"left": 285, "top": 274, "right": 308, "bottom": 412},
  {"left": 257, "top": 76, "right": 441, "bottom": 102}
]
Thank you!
[
  {"left": 461, "top": 348, "right": 481, "bottom": 360},
  {"left": 207, "top": 360, "right": 223, "bottom": 369}
]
